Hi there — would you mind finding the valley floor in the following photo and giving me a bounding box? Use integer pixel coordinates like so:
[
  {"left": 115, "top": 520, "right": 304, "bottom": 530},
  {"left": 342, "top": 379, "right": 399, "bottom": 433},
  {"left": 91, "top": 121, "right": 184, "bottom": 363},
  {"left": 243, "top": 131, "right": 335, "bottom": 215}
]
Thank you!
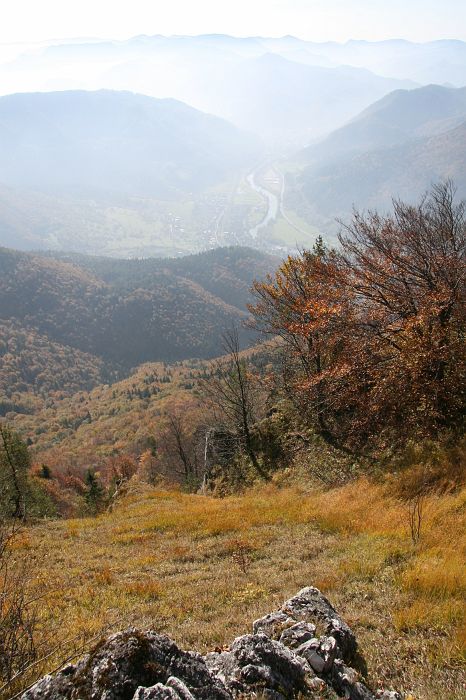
[{"left": 12, "top": 479, "right": 466, "bottom": 700}]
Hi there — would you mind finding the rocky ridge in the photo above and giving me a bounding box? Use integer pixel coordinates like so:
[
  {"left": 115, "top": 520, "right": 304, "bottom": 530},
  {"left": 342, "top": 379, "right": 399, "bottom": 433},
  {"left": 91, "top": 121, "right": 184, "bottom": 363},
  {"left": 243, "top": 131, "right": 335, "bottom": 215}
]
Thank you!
[{"left": 22, "top": 587, "right": 401, "bottom": 700}]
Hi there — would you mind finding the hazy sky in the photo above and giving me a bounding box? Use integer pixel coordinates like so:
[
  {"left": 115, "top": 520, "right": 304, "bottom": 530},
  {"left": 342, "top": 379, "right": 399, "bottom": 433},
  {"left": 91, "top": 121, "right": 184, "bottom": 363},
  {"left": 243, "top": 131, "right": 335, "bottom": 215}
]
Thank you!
[{"left": 2, "top": 0, "right": 466, "bottom": 45}]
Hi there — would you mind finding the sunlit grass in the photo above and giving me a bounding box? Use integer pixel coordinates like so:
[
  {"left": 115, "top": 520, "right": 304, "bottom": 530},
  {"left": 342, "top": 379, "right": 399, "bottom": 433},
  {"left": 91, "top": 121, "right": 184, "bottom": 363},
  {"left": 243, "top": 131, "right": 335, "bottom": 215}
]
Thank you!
[{"left": 13, "top": 479, "right": 466, "bottom": 700}]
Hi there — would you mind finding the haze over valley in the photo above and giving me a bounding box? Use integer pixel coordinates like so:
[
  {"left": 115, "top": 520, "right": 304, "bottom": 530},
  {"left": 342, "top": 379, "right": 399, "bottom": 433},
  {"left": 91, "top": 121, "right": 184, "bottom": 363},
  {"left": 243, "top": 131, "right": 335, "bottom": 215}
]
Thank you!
[{"left": 1, "top": 34, "right": 466, "bottom": 256}]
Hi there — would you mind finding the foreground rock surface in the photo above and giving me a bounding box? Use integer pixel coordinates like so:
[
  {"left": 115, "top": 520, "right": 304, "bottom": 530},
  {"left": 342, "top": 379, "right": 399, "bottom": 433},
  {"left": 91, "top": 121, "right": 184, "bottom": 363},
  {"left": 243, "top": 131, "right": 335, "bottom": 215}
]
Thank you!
[{"left": 22, "top": 587, "right": 402, "bottom": 700}]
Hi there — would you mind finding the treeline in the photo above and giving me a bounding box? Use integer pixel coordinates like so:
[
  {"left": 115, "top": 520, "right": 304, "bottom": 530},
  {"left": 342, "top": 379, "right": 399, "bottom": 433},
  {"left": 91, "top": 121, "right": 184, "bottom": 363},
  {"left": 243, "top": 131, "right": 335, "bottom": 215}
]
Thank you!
[
  {"left": 158, "top": 182, "right": 465, "bottom": 490},
  {"left": 251, "top": 182, "right": 465, "bottom": 452},
  {"left": 51, "top": 246, "right": 275, "bottom": 311}
]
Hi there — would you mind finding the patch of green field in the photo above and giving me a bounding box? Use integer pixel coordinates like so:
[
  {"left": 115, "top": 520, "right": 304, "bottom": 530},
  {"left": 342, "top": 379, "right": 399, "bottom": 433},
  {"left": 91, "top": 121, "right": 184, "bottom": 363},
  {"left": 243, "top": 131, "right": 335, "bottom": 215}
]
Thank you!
[{"left": 268, "top": 215, "right": 319, "bottom": 247}]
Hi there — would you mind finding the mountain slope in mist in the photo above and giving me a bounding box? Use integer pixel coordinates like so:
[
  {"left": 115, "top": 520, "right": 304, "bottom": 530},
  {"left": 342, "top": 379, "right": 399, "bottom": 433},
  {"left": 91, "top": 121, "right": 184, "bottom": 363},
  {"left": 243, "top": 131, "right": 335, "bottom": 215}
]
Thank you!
[
  {"left": 191, "top": 52, "right": 416, "bottom": 144},
  {"left": 283, "top": 84, "right": 466, "bottom": 231},
  {"left": 297, "top": 121, "right": 466, "bottom": 221},
  {"left": 0, "top": 89, "right": 260, "bottom": 197},
  {"left": 302, "top": 84, "right": 466, "bottom": 165}
]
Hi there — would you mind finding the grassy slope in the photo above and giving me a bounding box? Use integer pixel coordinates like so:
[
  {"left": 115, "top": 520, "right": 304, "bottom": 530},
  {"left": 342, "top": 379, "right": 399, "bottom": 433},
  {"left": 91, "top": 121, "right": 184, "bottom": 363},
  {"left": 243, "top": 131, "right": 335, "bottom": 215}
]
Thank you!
[{"left": 16, "top": 479, "right": 466, "bottom": 700}]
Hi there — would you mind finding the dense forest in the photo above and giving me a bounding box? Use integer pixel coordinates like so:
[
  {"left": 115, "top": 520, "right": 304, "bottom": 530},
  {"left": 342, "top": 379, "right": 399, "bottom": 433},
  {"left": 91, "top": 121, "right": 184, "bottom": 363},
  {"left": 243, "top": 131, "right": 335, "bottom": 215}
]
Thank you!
[
  {"left": 0, "top": 247, "right": 275, "bottom": 405},
  {"left": 0, "top": 320, "right": 110, "bottom": 406},
  {"left": 4, "top": 182, "right": 464, "bottom": 496}
]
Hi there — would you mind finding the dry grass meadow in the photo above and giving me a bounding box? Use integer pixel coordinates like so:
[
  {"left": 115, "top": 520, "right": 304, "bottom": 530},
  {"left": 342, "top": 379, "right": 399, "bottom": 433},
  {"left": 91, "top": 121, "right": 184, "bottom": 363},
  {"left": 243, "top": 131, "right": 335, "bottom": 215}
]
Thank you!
[{"left": 9, "top": 478, "right": 466, "bottom": 699}]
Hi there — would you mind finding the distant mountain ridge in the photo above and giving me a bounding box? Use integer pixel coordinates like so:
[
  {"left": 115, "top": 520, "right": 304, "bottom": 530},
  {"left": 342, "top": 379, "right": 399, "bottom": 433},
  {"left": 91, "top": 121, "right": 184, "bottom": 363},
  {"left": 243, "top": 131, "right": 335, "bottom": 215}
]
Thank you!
[
  {"left": 1, "top": 36, "right": 465, "bottom": 257},
  {"left": 0, "top": 37, "right": 419, "bottom": 146},
  {"left": 200, "top": 52, "right": 416, "bottom": 144},
  {"left": 302, "top": 84, "right": 466, "bottom": 165}
]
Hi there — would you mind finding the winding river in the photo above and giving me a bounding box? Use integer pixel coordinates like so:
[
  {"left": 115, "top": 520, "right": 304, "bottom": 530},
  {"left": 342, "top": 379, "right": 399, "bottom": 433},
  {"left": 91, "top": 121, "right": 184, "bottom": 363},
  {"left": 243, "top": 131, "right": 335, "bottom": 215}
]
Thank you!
[
  {"left": 247, "top": 164, "right": 312, "bottom": 242},
  {"left": 246, "top": 168, "right": 280, "bottom": 239}
]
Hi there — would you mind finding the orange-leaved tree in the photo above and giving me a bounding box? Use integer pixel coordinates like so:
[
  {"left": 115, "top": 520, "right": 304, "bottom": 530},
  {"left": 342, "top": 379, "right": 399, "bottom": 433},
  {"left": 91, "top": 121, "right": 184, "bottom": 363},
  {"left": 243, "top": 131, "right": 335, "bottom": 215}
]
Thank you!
[{"left": 250, "top": 182, "right": 465, "bottom": 452}]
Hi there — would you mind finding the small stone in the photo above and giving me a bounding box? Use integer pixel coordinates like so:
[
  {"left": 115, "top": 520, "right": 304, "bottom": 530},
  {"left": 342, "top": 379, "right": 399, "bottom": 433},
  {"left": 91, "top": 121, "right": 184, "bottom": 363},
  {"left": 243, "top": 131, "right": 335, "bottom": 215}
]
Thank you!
[
  {"left": 282, "top": 587, "right": 357, "bottom": 662},
  {"left": 133, "top": 685, "right": 180, "bottom": 699},
  {"left": 166, "top": 677, "right": 196, "bottom": 699},
  {"left": 296, "top": 636, "right": 337, "bottom": 674},
  {"left": 252, "top": 610, "right": 295, "bottom": 638},
  {"left": 330, "top": 658, "right": 376, "bottom": 700},
  {"left": 279, "top": 621, "right": 317, "bottom": 649}
]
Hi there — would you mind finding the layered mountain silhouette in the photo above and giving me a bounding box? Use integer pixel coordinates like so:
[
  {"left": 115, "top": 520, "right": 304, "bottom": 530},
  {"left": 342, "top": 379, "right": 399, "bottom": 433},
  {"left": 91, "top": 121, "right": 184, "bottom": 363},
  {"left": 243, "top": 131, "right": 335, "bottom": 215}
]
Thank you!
[{"left": 0, "top": 37, "right": 417, "bottom": 146}]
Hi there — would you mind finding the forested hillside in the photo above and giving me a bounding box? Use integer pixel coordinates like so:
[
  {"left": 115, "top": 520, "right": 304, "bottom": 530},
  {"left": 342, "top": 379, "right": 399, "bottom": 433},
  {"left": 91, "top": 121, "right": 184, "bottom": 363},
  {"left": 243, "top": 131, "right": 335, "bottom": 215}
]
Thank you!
[
  {"left": 8, "top": 358, "right": 211, "bottom": 467},
  {"left": 299, "top": 120, "right": 466, "bottom": 219},
  {"left": 1, "top": 8, "right": 466, "bottom": 699},
  {"left": 1, "top": 184, "right": 464, "bottom": 700},
  {"left": 0, "top": 320, "right": 111, "bottom": 411},
  {"left": 0, "top": 246, "right": 275, "bottom": 405},
  {"left": 48, "top": 247, "right": 275, "bottom": 312}
]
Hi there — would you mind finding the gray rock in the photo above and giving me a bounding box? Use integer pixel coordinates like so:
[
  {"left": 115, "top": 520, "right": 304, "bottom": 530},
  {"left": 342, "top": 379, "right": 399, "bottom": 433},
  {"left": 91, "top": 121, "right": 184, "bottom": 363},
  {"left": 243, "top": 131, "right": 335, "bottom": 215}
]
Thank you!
[
  {"left": 23, "top": 629, "right": 229, "bottom": 700},
  {"left": 133, "top": 677, "right": 196, "bottom": 699},
  {"left": 21, "top": 664, "right": 80, "bottom": 700},
  {"left": 22, "top": 588, "right": 401, "bottom": 700},
  {"left": 133, "top": 685, "right": 180, "bottom": 699},
  {"left": 21, "top": 672, "right": 74, "bottom": 700},
  {"left": 279, "top": 621, "right": 317, "bottom": 650},
  {"left": 296, "top": 635, "right": 337, "bottom": 674},
  {"left": 329, "top": 658, "right": 376, "bottom": 700},
  {"left": 166, "top": 678, "right": 196, "bottom": 699},
  {"left": 205, "top": 632, "right": 317, "bottom": 699},
  {"left": 252, "top": 610, "right": 295, "bottom": 637},
  {"left": 282, "top": 587, "right": 357, "bottom": 663}
]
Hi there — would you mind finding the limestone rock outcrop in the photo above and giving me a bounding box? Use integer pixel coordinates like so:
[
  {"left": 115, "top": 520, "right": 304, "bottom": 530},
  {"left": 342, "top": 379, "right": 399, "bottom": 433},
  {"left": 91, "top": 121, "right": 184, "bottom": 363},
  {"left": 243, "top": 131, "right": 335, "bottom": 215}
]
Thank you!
[{"left": 22, "top": 587, "right": 402, "bottom": 700}]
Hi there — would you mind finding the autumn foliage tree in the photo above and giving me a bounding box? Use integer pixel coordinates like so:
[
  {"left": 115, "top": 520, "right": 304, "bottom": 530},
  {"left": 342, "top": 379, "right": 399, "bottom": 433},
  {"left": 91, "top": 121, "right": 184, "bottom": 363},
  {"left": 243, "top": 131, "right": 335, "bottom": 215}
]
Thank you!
[{"left": 250, "top": 183, "right": 465, "bottom": 452}]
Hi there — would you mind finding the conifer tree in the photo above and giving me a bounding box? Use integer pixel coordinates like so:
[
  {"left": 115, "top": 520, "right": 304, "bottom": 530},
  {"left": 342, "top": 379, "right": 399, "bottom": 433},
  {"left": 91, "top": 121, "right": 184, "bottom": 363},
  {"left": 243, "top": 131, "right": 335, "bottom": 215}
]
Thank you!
[
  {"left": 0, "top": 426, "right": 31, "bottom": 519},
  {"left": 84, "top": 469, "right": 105, "bottom": 515}
]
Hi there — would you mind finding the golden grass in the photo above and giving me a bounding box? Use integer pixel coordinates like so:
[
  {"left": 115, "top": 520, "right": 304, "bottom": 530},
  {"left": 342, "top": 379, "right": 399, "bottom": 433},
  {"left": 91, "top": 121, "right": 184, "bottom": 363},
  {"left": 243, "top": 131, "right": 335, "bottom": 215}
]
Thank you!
[
  {"left": 8, "top": 478, "right": 466, "bottom": 700},
  {"left": 306, "top": 480, "right": 466, "bottom": 658},
  {"left": 402, "top": 549, "right": 466, "bottom": 597}
]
